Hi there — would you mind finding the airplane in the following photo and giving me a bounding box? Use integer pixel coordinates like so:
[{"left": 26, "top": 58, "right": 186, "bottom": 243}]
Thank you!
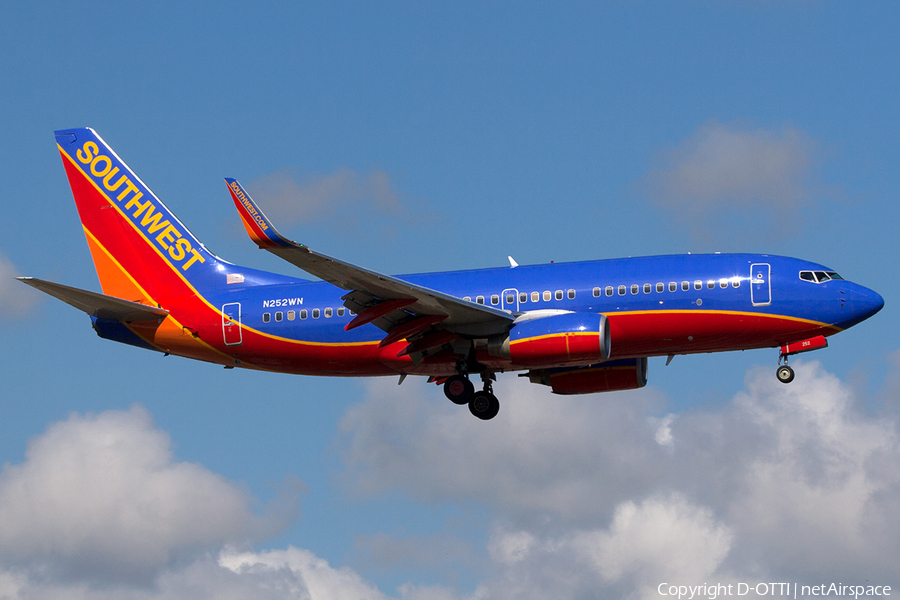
[{"left": 20, "top": 127, "right": 884, "bottom": 420}]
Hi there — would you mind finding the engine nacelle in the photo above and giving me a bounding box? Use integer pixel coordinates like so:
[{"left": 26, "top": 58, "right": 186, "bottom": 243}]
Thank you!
[
  {"left": 489, "top": 312, "right": 610, "bottom": 368},
  {"left": 526, "top": 358, "right": 648, "bottom": 395}
]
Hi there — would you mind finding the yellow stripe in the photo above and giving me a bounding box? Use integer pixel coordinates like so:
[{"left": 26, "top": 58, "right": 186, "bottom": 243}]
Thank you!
[
  {"left": 82, "top": 225, "right": 258, "bottom": 365},
  {"left": 66, "top": 148, "right": 378, "bottom": 351},
  {"left": 510, "top": 331, "right": 597, "bottom": 346},
  {"left": 82, "top": 226, "right": 157, "bottom": 304},
  {"left": 61, "top": 147, "right": 218, "bottom": 310}
]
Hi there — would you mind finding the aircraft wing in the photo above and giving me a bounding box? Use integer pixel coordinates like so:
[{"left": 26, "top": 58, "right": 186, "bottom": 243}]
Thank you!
[
  {"left": 18, "top": 277, "right": 169, "bottom": 322},
  {"left": 225, "top": 178, "right": 515, "bottom": 348}
]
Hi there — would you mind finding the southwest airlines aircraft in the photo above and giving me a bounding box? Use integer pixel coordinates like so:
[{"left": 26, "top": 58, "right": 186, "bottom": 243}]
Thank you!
[{"left": 20, "top": 128, "right": 884, "bottom": 420}]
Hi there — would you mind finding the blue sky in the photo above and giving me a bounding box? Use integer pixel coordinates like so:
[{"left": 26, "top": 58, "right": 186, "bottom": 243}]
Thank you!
[{"left": 1, "top": 2, "right": 899, "bottom": 598}]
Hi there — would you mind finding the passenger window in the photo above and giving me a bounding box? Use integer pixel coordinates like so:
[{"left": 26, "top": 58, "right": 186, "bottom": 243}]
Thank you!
[
  {"left": 288, "top": 310, "right": 295, "bottom": 321},
  {"left": 325, "top": 307, "right": 333, "bottom": 318},
  {"left": 263, "top": 312, "right": 271, "bottom": 323},
  {"left": 275, "top": 311, "right": 283, "bottom": 322},
  {"left": 618, "top": 285, "right": 626, "bottom": 296},
  {"left": 593, "top": 287, "right": 601, "bottom": 297},
  {"left": 669, "top": 282, "right": 676, "bottom": 292},
  {"left": 476, "top": 296, "right": 485, "bottom": 304},
  {"left": 643, "top": 283, "right": 651, "bottom": 294},
  {"left": 606, "top": 286, "right": 613, "bottom": 296},
  {"left": 707, "top": 280, "right": 715, "bottom": 289},
  {"left": 519, "top": 292, "right": 527, "bottom": 303},
  {"left": 682, "top": 281, "right": 689, "bottom": 291},
  {"left": 312, "top": 308, "right": 320, "bottom": 319},
  {"left": 491, "top": 295, "right": 500, "bottom": 305},
  {"left": 567, "top": 289, "right": 575, "bottom": 299},
  {"left": 694, "top": 280, "right": 702, "bottom": 290},
  {"left": 543, "top": 291, "right": 552, "bottom": 301},
  {"left": 532, "top": 291, "right": 540, "bottom": 302},
  {"left": 504, "top": 294, "right": 514, "bottom": 304},
  {"left": 630, "top": 284, "right": 639, "bottom": 295},
  {"left": 656, "top": 283, "right": 664, "bottom": 293},
  {"left": 463, "top": 296, "right": 471, "bottom": 302},
  {"left": 732, "top": 278, "right": 740, "bottom": 288},
  {"left": 720, "top": 279, "right": 728, "bottom": 288},
  {"left": 555, "top": 290, "right": 563, "bottom": 301},
  {"left": 338, "top": 307, "right": 345, "bottom": 317},
  {"left": 300, "top": 309, "right": 308, "bottom": 319}
]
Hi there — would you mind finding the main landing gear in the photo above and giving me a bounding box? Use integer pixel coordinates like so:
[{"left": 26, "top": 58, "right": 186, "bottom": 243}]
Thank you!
[{"left": 443, "top": 371, "right": 500, "bottom": 421}]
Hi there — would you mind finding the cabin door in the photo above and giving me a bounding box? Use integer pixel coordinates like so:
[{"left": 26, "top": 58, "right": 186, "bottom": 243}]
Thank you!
[
  {"left": 222, "top": 302, "right": 243, "bottom": 346},
  {"left": 750, "top": 263, "right": 771, "bottom": 306}
]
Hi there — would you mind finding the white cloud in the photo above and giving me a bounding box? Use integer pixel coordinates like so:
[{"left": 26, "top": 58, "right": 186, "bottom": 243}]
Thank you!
[
  {"left": 642, "top": 120, "right": 829, "bottom": 242},
  {"left": 576, "top": 494, "right": 732, "bottom": 584},
  {"left": 0, "top": 250, "right": 40, "bottom": 319},
  {"left": 338, "top": 378, "right": 670, "bottom": 521},
  {"left": 0, "top": 406, "right": 299, "bottom": 585},
  {"left": 339, "top": 360, "right": 900, "bottom": 588},
  {"left": 3, "top": 358, "right": 900, "bottom": 599},
  {"left": 483, "top": 495, "right": 735, "bottom": 600},
  {"left": 220, "top": 547, "right": 389, "bottom": 600}
]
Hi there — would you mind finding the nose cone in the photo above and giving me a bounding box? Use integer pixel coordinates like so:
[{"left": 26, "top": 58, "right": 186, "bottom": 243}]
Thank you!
[
  {"left": 856, "top": 286, "right": 885, "bottom": 318},
  {"left": 848, "top": 284, "right": 884, "bottom": 327}
]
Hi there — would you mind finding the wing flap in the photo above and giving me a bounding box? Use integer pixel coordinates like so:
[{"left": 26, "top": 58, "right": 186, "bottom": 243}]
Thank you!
[{"left": 18, "top": 277, "right": 169, "bottom": 322}]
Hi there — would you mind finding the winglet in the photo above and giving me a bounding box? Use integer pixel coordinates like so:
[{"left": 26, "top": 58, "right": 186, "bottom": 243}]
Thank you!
[{"left": 224, "top": 178, "right": 293, "bottom": 249}]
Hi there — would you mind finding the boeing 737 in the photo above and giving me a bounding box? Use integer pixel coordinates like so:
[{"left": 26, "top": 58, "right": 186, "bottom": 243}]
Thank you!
[{"left": 20, "top": 128, "right": 884, "bottom": 420}]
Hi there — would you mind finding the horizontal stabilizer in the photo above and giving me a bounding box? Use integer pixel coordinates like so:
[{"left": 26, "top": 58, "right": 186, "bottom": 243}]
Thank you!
[{"left": 17, "top": 277, "right": 169, "bottom": 322}]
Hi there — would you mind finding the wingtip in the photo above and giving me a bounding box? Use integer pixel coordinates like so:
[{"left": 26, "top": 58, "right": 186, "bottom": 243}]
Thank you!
[{"left": 225, "top": 178, "right": 293, "bottom": 249}]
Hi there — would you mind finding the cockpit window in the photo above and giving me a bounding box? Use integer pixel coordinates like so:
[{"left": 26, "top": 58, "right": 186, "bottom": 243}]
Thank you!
[{"left": 800, "top": 270, "right": 844, "bottom": 283}]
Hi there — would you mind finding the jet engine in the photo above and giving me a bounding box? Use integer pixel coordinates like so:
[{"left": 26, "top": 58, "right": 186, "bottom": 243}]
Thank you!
[{"left": 487, "top": 312, "right": 610, "bottom": 368}]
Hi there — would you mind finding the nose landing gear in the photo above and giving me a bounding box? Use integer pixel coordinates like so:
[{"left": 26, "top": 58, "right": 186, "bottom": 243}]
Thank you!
[{"left": 775, "top": 335, "right": 829, "bottom": 384}]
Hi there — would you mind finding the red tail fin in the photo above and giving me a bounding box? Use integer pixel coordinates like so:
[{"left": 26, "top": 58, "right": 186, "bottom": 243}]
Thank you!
[{"left": 55, "top": 128, "right": 218, "bottom": 305}]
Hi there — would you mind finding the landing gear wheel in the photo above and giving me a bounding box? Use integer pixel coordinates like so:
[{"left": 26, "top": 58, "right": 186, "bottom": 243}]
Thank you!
[
  {"left": 444, "top": 375, "right": 474, "bottom": 405},
  {"left": 776, "top": 365, "right": 795, "bottom": 384},
  {"left": 468, "top": 391, "right": 500, "bottom": 420}
]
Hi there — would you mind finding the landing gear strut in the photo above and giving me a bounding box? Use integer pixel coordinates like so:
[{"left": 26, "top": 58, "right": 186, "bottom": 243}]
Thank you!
[
  {"left": 775, "top": 335, "right": 828, "bottom": 384},
  {"left": 443, "top": 350, "right": 500, "bottom": 420}
]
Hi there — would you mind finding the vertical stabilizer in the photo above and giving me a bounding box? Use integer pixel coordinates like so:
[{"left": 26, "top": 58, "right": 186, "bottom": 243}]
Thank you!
[{"left": 55, "top": 128, "right": 218, "bottom": 305}]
